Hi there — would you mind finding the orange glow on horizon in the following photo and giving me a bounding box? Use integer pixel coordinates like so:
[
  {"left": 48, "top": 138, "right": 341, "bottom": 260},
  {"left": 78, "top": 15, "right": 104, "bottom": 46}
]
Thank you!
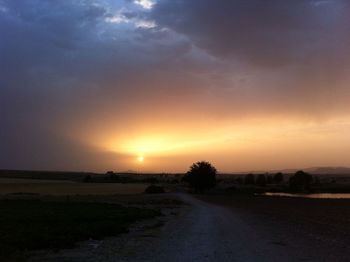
[{"left": 69, "top": 115, "right": 350, "bottom": 172}]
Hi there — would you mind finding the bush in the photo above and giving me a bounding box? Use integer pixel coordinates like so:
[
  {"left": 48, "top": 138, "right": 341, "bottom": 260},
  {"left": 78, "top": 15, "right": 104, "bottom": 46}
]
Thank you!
[
  {"left": 183, "top": 161, "right": 217, "bottom": 193},
  {"left": 144, "top": 185, "right": 165, "bottom": 194}
]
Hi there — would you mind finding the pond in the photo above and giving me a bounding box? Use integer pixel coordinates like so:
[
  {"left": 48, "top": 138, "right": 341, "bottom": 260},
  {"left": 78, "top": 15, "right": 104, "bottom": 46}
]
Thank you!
[{"left": 261, "top": 192, "right": 350, "bottom": 199}]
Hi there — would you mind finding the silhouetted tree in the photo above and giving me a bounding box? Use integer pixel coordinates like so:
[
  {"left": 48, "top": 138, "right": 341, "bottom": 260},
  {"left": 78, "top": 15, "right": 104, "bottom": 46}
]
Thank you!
[
  {"left": 244, "top": 174, "right": 255, "bottom": 185},
  {"left": 289, "top": 170, "right": 313, "bottom": 192},
  {"left": 256, "top": 174, "right": 266, "bottom": 187},
  {"left": 184, "top": 161, "right": 217, "bottom": 192},
  {"left": 273, "top": 172, "right": 284, "bottom": 184},
  {"left": 266, "top": 175, "right": 273, "bottom": 184}
]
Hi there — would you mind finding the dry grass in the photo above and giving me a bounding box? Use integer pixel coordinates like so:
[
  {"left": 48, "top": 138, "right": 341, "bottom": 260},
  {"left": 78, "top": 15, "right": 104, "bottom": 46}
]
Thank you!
[{"left": 0, "top": 178, "right": 148, "bottom": 195}]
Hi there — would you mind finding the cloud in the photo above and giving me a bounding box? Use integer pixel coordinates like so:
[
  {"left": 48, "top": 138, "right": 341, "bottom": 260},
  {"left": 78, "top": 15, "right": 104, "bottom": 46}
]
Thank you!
[
  {"left": 1, "top": 0, "right": 350, "bottom": 171},
  {"left": 150, "top": 0, "right": 350, "bottom": 67},
  {"left": 106, "top": 7, "right": 156, "bottom": 28},
  {"left": 134, "top": 0, "right": 155, "bottom": 9},
  {"left": 0, "top": 0, "right": 192, "bottom": 171}
]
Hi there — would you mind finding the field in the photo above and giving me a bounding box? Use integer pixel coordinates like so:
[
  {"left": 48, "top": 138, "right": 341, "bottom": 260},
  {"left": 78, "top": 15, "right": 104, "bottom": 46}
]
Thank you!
[
  {"left": 0, "top": 178, "right": 148, "bottom": 195},
  {"left": 0, "top": 200, "right": 160, "bottom": 261},
  {"left": 0, "top": 177, "right": 183, "bottom": 261}
]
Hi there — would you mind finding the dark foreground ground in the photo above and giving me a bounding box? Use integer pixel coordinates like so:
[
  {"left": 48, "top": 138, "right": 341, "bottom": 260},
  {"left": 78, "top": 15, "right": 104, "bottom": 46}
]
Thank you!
[
  {"left": 79, "top": 193, "right": 349, "bottom": 262},
  {"left": 0, "top": 199, "right": 161, "bottom": 261},
  {"left": 198, "top": 194, "right": 350, "bottom": 260},
  {"left": 1, "top": 193, "right": 349, "bottom": 261}
]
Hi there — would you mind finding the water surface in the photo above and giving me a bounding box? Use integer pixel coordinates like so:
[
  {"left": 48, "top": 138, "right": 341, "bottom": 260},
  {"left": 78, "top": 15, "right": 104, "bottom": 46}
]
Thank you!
[{"left": 262, "top": 192, "right": 350, "bottom": 199}]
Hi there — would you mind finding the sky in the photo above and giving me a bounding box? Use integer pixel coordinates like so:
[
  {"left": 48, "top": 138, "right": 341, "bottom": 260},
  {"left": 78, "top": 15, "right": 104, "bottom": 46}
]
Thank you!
[{"left": 1, "top": 0, "right": 350, "bottom": 173}]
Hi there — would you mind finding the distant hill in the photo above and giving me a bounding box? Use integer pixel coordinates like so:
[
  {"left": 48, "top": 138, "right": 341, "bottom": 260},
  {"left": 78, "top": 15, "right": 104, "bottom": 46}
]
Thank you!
[
  {"left": 231, "top": 167, "right": 350, "bottom": 175},
  {"left": 271, "top": 167, "right": 350, "bottom": 175},
  {"left": 303, "top": 167, "right": 350, "bottom": 175}
]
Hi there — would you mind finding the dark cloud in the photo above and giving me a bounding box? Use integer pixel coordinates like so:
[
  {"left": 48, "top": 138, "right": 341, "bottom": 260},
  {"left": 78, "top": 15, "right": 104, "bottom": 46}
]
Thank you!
[
  {"left": 151, "top": 0, "right": 350, "bottom": 67},
  {"left": 0, "top": 0, "right": 194, "bottom": 170}
]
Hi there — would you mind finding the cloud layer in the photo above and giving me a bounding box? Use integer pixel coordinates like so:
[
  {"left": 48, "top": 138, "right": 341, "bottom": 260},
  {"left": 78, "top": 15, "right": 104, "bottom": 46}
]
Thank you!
[{"left": 1, "top": 0, "right": 350, "bottom": 172}]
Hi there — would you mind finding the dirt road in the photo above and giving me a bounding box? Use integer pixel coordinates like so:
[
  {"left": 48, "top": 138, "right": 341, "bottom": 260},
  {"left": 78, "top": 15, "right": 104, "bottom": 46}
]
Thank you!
[{"left": 118, "top": 193, "right": 325, "bottom": 262}]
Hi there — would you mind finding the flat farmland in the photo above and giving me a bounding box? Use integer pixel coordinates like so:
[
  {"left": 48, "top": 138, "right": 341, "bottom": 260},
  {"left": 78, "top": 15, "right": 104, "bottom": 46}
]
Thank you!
[{"left": 0, "top": 178, "right": 148, "bottom": 195}]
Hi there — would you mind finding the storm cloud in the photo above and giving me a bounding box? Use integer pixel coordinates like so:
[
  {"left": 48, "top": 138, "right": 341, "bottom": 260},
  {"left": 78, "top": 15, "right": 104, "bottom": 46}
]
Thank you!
[{"left": 151, "top": 0, "right": 350, "bottom": 66}]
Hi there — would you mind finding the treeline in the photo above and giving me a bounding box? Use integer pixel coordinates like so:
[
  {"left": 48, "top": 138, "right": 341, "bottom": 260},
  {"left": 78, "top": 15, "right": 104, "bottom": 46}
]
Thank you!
[
  {"left": 235, "top": 170, "right": 321, "bottom": 193},
  {"left": 233, "top": 172, "right": 284, "bottom": 187},
  {"left": 83, "top": 171, "right": 182, "bottom": 184}
]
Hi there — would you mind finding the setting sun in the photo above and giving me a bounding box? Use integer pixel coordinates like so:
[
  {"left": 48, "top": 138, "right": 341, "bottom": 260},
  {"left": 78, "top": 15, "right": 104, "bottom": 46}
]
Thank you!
[{"left": 137, "top": 156, "right": 144, "bottom": 162}]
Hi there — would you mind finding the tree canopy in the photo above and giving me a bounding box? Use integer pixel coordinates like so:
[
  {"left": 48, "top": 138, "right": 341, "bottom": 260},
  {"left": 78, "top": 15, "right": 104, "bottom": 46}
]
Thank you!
[
  {"left": 184, "top": 161, "right": 217, "bottom": 192},
  {"left": 289, "top": 170, "right": 313, "bottom": 192}
]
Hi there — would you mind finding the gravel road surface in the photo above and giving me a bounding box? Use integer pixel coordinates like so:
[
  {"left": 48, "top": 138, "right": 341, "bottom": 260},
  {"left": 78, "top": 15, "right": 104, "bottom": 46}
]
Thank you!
[{"left": 120, "top": 193, "right": 314, "bottom": 262}]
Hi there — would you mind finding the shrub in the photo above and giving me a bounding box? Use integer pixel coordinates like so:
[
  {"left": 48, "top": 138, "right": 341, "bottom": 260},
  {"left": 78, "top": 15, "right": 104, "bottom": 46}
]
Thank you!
[{"left": 144, "top": 185, "right": 165, "bottom": 194}]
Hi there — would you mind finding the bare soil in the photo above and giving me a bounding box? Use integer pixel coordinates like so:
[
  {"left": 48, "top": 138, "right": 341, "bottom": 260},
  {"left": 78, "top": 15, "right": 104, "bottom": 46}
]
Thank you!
[{"left": 198, "top": 194, "right": 350, "bottom": 261}]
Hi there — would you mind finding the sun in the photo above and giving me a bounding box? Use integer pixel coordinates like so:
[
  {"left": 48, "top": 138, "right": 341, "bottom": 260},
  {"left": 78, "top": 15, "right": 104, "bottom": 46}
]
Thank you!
[{"left": 137, "top": 156, "right": 144, "bottom": 162}]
